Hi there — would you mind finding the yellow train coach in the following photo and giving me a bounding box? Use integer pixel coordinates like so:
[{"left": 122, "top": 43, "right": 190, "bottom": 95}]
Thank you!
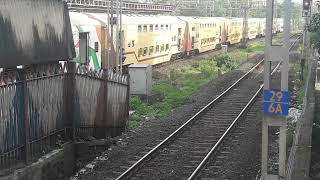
[{"left": 69, "top": 13, "right": 282, "bottom": 71}]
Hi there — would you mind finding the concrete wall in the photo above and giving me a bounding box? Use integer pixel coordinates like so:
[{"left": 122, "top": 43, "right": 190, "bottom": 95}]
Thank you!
[{"left": 2, "top": 143, "right": 75, "bottom": 180}]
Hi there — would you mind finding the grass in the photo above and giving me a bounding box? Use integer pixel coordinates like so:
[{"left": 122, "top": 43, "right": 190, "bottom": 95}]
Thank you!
[
  {"left": 293, "top": 64, "right": 308, "bottom": 106},
  {"left": 129, "top": 41, "right": 265, "bottom": 128}
]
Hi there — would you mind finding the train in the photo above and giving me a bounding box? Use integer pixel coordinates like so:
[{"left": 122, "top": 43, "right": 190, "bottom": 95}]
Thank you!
[{"left": 69, "top": 12, "right": 284, "bottom": 71}]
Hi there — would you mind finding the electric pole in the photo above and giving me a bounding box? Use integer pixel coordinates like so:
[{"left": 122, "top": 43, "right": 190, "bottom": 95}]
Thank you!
[
  {"left": 227, "top": 0, "right": 250, "bottom": 48},
  {"left": 240, "top": 0, "right": 249, "bottom": 48}
]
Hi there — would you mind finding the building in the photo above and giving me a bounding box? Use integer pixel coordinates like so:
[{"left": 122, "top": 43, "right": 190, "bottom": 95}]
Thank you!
[{"left": 126, "top": 0, "right": 214, "bottom": 16}]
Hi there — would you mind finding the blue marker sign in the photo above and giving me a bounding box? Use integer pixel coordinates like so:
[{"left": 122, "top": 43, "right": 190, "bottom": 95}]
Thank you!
[{"left": 263, "top": 90, "right": 289, "bottom": 116}]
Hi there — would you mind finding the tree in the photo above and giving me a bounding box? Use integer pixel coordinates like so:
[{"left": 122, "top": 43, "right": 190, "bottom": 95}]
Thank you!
[
  {"left": 249, "top": 8, "right": 266, "bottom": 18},
  {"left": 308, "top": 13, "right": 320, "bottom": 52},
  {"left": 214, "top": 0, "right": 227, "bottom": 17}
]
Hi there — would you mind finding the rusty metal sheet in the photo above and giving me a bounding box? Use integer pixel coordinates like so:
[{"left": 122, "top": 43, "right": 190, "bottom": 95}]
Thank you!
[
  {"left": 0, "top": 0, "right": 75, "bottom": 68},
  {"left": 74, "top": 67, "right": 129, "bottom": 138}
]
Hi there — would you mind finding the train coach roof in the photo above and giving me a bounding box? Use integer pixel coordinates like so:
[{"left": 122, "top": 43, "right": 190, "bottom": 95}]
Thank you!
[
  {"left": 86, "top": 13, "right": 185, "bottom": 25},
  {"left": 178, "top": 16, "right": 228, "bottom": 23},
  {"left": 69, "top": 12, "right": 102, "bottom": 26}
]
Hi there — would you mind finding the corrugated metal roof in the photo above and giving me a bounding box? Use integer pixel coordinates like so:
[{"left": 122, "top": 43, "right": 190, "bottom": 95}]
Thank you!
[{"left": 0, "top": 0, "right": 75, "bottom": 68}]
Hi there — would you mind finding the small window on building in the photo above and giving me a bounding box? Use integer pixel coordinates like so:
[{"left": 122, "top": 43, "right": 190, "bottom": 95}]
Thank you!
[
  {"left": 161, "top": 25, "right": 164, "bottom": 30},
  {"left": 161, "top": 45, "right": 164, "bottom": 52},
  {"left": 138, "top": 25, "right": 142, "bottom": 32},
  {"left": 174, "top": 35, "right": 176, "bottom": 41},
  {"left": 192, "top": 27, "right": 195, "bottom": 31},
  {"left": 149, "top": 46, "right": 154, "bottom": 55},
  {"left": 128, "top": 42, "right": 131, "bottom": 47},
  {"left": 150, "top": 25, "right": 153, "bottom": 32},
  {"left": 170, "top": 25, "right": 172, "bottom": 30},
  {"left": 95, "top": 42, "right": 99, "bottom": 52},
  {"left": 156, "top": 45, "right": 160, "bottom": 53},
  {"left": 155, "top": 25, "right": 159, "bottom": 31},
  {"left": 166, "top": 44, "right": 169, "bottom": 51},
  {"left": 143, "top": 47, "right": 147, "bottom": 56},
  {"left": 138, "top": 48, "right": 143, "bottom": 57},
  {"left": 166, "top": 25, "right": 169, "bottom": 30},
  {"left": 178, "top": 28, "right": 182, "bottom": 35},
  {"left": 143, "top": 25, "right": 147, "bottom": 32},
  {"left": 132, "top": 40, "right": 135, "bottom": 47}
]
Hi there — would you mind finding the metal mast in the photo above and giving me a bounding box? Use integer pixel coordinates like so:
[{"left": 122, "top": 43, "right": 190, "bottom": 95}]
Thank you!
[
  {"left": 241, "top": 0, "right": 250, "bottom": 48},
  {"left": 226, "top": 0, "right": 250, "bottom": 47},
  {"left": 111, "top": 0, "right": 114, "bottom": 71}
]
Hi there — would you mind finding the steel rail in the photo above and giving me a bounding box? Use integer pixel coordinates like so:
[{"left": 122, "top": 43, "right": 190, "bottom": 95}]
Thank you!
[
  {"left": 116, "top": 33, "right": 302, "bottom": 180},
  {"left": 116, "top": 59, "right": 263, "bottom": 180},
  {"left": 187, "top": 34, "right": 303, "bottom": 180}
]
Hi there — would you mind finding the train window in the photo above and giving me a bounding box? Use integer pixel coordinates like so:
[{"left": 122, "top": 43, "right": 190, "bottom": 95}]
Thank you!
[
  {"left": 149, "top": 46, "right": 154, "bottom": 55},
  {"left": 161, "top": 45, "right": 164, "bottom": 52},
  {"left": 143, "top": 47, "right": 147, "bottom": 56},
  {"left": 138, "top": 25, "right": 142, "bottom": 32},
  {"left": 150, "top": 25, "right": 153, "bottom": 32},
  {"left": 143, "top": 25, "right": 147, "bottom": 32},
  {"left": 161, "top": 25, "right": 164, "bottom": 30},
  {"left": 166, "top": 25, "right": 169, "bottom": 30},
  {"left": 138, "top": 48, "right": 142, "bottom": 57},
  {"left": 166, "top": 44, "right": 169, "bottom": 51},
  {"left": 132, "top": 40, "right": 135, "bottom": 47},
  {"left": 155, "top": 25, "right": 159, "bottom": 31},
  {"left": 95, "top": 42, "right": 99, "bottom": 52},
  {"left": 156, "top": 45, "right": 159, "bottom": 53}
]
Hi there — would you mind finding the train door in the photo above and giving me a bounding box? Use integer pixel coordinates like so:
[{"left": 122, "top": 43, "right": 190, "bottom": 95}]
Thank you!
[
  {"left": 226, "top": 25, "right": 229, "bottom": 41},
  {"left": 191, "top": 27, "right": 195, "bottom": 49},
  {"left": 178, "top": 28, "right": 182, "bottom": 50},
  {"left": 219, "top": 26, "right": 222, "bottom": 43}
]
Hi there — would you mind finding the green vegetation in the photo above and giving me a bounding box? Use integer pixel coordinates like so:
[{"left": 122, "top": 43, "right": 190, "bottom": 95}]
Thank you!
[
  {"left": 129, "top": 41, "right": 265, "bottom": 128},
  {"left": 292, "top": 64, "right": 308, "bottom": 106},
  {"left": 308, "top": 13, "right": 320, "bottom": 53}
]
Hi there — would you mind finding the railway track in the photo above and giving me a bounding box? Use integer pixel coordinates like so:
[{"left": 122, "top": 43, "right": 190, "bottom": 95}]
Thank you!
[
  {"left": 152, "top": 38, "right": 264, "bottom": 70},
  {"left": 152, "top": 33, "right": 302, "bottom": 70},
  {"left": 115, "top": 34, "right": 302, "bottom": 180}
]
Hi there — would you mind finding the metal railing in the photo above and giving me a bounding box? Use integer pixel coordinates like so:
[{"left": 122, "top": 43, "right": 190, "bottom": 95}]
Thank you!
[
  {"left": 0, "top": 63, "right": 129, "bottom": 175},
  {"left": 67, "top": 0, "right": 175, "bottom": 13},
  {"left": 286, "top": 59, "right": 316, "bottom": 180}
]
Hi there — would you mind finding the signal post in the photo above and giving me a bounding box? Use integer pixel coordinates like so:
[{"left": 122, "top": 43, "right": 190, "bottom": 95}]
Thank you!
[{"left": 261, "top": 0, "right": 291, "bottom": 179}]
